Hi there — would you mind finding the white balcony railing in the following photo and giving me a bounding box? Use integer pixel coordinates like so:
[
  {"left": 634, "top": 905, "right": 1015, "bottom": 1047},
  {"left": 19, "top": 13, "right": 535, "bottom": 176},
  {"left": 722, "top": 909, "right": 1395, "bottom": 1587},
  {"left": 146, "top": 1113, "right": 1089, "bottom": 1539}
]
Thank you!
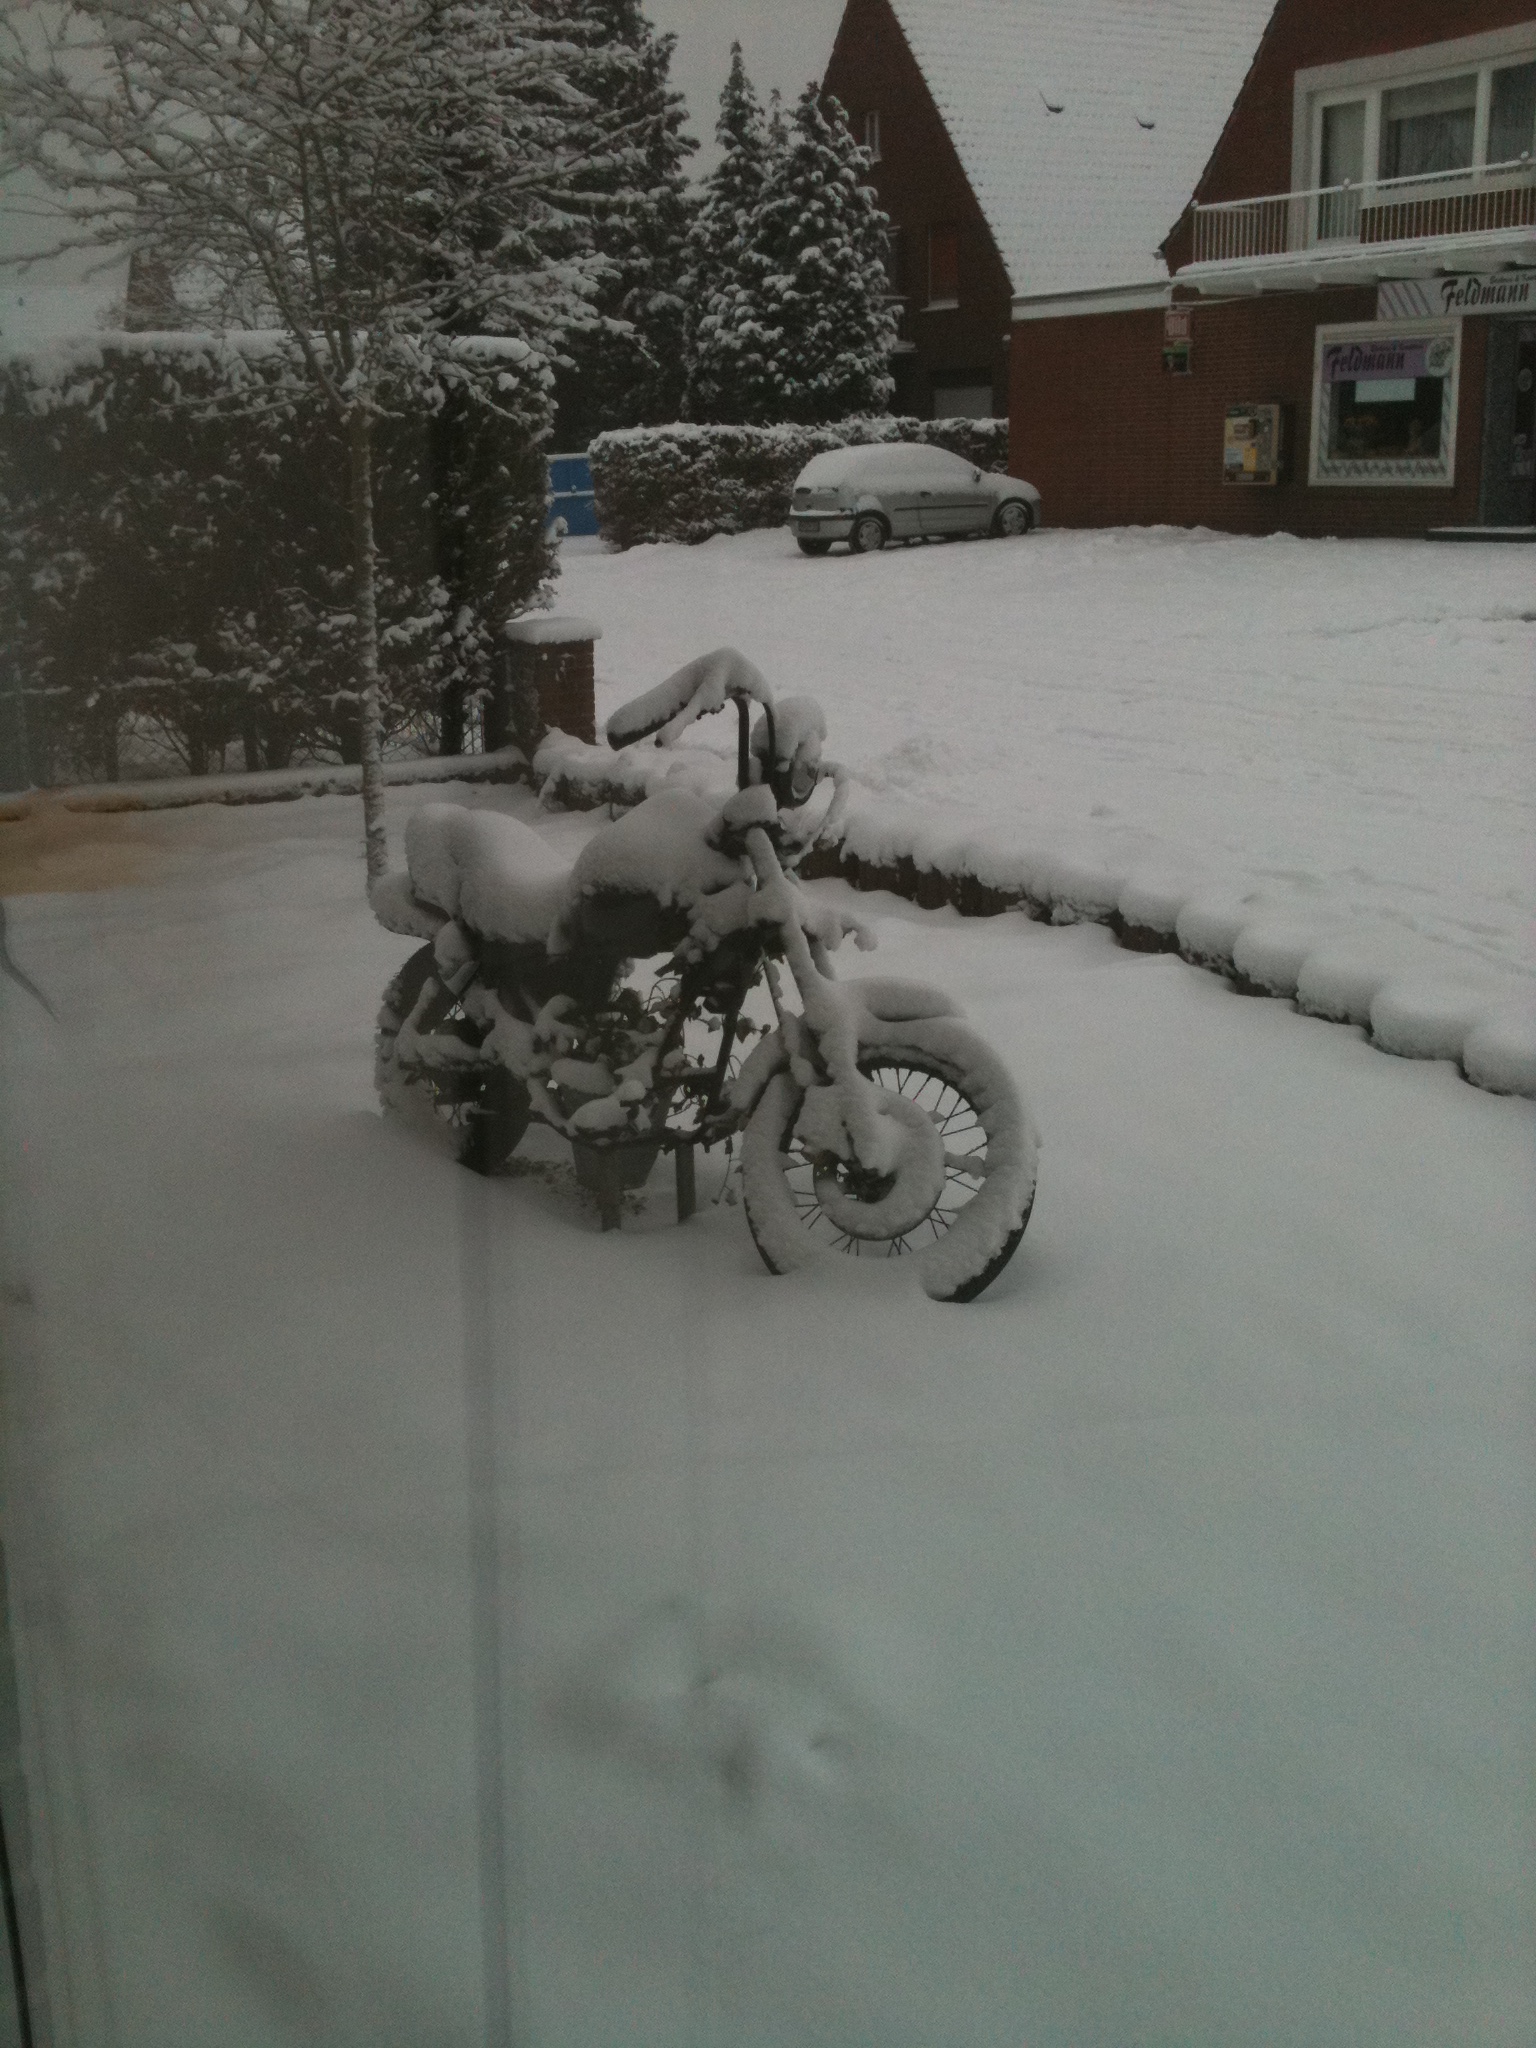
[{"left": 1190, "top": 157, "right": 1536, "bottom": 266}]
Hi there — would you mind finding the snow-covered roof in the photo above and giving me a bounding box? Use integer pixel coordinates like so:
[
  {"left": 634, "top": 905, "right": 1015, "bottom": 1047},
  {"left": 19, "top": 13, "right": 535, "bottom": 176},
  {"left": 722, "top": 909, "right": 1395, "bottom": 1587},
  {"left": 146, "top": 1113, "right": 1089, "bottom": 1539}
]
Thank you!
[{"left": 885, "top": 0, "right": 1277, "bottom": 301}]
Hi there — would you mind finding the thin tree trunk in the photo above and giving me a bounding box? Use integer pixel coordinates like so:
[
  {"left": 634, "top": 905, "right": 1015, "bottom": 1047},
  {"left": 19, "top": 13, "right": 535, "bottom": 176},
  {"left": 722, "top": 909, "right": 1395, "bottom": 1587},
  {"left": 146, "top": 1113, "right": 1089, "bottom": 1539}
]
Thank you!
[
  {"left": 348, "top": 405, "right": 388, "bottom": 880},
  {"left": 430, "top": 404, "right": 465, "bottom": 759},
  {"left": 438, "top": 682, "right": 466, "bottom": 759}
]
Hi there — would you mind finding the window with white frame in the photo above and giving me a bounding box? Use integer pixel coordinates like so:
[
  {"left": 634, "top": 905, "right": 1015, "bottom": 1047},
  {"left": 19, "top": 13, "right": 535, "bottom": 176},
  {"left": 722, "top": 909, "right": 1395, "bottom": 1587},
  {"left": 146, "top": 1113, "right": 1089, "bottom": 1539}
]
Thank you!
[
  {"left": 1309, "top": 320, "right": 1461, "bottom": 487},
  {"left": 1306, "top": 45, "right": 1536, "bottom": 209}
]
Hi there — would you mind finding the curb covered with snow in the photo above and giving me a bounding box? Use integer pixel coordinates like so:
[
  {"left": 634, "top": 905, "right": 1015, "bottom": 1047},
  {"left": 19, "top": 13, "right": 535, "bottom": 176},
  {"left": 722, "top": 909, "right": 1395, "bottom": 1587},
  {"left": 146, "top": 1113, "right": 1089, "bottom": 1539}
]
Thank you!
[
  {"left": 0, "top": 748, "right": 527, "bottom": 820},
  {"left": 532, "top": 729, "right": 1536, "bottom": 1100}
]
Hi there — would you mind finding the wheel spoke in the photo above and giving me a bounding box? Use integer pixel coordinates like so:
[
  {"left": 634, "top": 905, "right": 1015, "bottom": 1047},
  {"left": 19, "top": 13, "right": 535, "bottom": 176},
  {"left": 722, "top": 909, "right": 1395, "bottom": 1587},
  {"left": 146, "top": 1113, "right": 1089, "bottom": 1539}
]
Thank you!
[{"left": 769, "top": 1052, "right": 1002, "bottom": 1263}]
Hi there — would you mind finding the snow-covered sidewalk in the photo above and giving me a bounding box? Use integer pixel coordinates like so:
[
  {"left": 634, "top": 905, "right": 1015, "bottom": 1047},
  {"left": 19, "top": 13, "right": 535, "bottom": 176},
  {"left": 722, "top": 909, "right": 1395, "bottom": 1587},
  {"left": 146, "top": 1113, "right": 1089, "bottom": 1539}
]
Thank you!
[{"left": 2, "top": 784, "right": 1532, "bottom": 2046}]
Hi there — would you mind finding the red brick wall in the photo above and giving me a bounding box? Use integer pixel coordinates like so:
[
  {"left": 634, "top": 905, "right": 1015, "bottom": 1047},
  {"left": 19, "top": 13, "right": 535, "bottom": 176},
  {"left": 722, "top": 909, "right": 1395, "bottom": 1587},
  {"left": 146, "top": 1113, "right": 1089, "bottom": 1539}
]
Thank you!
[
  {"left": 492, "top": 639, "right": 596, "bottom": 747},
  {"left": 1011, "top": 294, "right": 1491, "bottom": 535},
  {"left": 1165, "top": 0, "right": 1536, "bottom": 266},
  {"left": 823, "top": 0, "right": 1013, "bottom": 415}
]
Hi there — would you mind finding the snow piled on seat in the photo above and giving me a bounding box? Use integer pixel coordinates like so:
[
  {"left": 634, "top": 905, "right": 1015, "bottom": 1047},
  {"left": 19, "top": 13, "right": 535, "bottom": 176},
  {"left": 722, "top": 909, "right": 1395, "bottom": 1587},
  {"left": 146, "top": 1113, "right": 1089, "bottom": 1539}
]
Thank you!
[
  {"left": 402, "top": 802, "right": 571, "bottom": 944},
  {"left": 567, "top": 788, "right": 747, "bottom": 915}
]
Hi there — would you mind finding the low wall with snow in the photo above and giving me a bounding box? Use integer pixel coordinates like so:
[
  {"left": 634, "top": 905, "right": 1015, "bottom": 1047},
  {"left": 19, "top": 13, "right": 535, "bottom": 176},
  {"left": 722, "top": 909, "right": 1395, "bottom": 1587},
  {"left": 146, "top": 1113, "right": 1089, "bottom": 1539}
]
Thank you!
[
  {"left": 588, "top": 416, "right": 1010, "bottom": 550},
  {"left": 531, "top": 729, "right": 1536, "bottom": 1101},
  {"left": 0, "top": 748, "right": 526, "bottom": 819}
]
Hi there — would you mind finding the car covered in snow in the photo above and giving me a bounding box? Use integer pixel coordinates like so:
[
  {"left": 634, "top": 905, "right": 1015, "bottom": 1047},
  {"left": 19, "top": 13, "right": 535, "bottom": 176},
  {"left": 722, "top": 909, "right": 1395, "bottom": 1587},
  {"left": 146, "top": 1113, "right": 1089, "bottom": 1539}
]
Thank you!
[{"left": 788, "top": 442, "right": 1042, "bottom": 555}]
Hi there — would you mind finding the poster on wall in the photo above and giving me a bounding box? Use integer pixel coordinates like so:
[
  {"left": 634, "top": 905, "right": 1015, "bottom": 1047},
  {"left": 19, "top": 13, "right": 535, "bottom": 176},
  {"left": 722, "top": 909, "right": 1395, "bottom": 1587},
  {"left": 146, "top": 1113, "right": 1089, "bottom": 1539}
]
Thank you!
[
  {"left": 1310, "top": 320, "right": 1461, "bottom": 487},
  {"left": 1223, "top": 404, "right": 1284, "bottom": 485}
]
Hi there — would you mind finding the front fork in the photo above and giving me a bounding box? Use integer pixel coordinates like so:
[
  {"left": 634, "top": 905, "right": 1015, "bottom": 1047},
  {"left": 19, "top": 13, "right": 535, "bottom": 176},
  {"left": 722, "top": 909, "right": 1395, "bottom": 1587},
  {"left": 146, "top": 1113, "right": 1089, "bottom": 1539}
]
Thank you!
[{"left": 740, "top": 826, "right": 893, "bottom": 1171}]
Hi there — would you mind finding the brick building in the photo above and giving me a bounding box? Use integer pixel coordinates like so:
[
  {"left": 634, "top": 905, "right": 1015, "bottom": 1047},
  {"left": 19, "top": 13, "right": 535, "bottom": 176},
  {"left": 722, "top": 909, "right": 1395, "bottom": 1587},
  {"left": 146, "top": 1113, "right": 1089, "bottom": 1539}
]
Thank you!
[
  {"left": 821, "top": 0, "right": 1274, "bottom": 419},
  {"left": 1040, "top": 3, "right": 1536, "bottom": 533},
  {"left": 826, "top": 0, "right": 1536, "bottom": 535}
]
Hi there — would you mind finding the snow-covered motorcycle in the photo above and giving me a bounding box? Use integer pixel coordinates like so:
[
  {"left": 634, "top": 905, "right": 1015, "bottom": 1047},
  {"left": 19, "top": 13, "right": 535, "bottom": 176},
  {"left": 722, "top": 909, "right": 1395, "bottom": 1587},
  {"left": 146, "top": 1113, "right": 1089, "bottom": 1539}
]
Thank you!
[{"left": 370, "top": 649, "right": 1038, "bottom": 1300}]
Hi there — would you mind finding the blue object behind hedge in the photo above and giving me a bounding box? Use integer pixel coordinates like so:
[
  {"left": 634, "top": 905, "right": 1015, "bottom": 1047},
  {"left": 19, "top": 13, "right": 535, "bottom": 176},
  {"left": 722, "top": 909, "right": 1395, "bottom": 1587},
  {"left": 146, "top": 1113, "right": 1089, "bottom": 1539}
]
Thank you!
[{"left": 547, "top": 452, "right": 598, "bottom": 536}]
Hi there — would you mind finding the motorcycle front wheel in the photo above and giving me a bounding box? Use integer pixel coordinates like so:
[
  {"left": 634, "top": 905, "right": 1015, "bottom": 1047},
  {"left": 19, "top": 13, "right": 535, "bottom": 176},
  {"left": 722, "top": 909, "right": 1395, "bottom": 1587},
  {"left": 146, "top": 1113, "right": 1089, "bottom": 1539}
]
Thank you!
[
  {"left": 741, "top": 1019, "right": 1038, "bottom": 1302},
  {"left": 376, "top": 944, "right": 531, "bottom": 1174}
]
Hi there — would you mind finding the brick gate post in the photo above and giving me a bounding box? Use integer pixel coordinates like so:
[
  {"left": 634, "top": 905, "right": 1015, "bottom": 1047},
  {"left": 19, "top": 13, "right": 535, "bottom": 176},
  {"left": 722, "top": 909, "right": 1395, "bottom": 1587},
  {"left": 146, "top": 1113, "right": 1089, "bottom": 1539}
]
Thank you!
[{"left": 492, "top": 616, "right": 601, "bottom": 750}]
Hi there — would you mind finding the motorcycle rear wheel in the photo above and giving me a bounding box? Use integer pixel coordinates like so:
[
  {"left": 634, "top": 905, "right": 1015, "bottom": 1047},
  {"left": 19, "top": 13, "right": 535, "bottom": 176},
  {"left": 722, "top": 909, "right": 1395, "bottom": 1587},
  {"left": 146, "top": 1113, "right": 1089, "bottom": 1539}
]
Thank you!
[
  {"left": 741, "top": 1020, "right": 1037, "bottom": 1302},
  {"left": 376, "top": 944, "right": 530, "bottom": 1174}
]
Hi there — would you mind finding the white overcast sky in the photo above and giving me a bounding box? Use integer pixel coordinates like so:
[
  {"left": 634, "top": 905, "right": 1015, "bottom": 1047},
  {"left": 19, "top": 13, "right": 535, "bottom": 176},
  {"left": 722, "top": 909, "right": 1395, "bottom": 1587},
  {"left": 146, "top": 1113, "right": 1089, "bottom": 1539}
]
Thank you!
[{"left": 649, "top": 0, "right": 846, "bottom": 169}]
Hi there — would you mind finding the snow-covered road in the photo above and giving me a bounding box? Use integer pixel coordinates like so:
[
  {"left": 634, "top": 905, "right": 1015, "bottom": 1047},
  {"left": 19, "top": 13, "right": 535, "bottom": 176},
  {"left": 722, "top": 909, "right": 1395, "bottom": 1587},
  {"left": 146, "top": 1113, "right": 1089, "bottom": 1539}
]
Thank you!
[
  {"left": 3, "top": 785, "right": 1532, "bottom": 2046},
  {"left": 558, "top": 527, "right": 1536, "bottom": 984}
]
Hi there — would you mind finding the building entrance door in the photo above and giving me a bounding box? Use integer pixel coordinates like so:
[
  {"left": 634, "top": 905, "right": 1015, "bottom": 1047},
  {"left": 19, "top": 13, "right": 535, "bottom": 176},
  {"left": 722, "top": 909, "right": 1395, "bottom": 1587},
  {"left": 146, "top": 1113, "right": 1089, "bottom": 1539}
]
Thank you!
[{"left": 1479, "top": 320, "right": 1536, "bottom": 527}]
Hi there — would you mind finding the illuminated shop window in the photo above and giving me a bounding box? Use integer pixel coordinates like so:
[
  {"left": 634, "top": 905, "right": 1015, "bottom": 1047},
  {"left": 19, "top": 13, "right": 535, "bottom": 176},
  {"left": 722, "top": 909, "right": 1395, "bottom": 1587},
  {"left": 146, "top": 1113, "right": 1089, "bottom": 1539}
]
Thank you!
[{"left": 1309, "top": 322, "right": 1461, "bottom": 486}]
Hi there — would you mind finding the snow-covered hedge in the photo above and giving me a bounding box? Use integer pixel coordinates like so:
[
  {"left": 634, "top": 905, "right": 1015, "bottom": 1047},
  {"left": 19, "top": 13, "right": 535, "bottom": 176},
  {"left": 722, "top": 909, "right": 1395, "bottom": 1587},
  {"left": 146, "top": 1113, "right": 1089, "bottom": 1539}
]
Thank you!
[
  {"left": 0, "top": 331, "right": 553, "bottom": 786},
  {"left": 529, "top": 729, "right": 1536, "bottom": 1100},
  {"left": 589, "top": 416, "right": 1010, "bottom": 549}
]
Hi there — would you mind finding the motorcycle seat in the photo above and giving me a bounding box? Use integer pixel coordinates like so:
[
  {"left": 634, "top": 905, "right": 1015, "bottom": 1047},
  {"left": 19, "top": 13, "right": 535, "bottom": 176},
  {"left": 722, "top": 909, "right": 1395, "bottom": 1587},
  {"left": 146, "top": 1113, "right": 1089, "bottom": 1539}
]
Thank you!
[{"left": 403, "top": 802, "right": 574, "bottom": 946}]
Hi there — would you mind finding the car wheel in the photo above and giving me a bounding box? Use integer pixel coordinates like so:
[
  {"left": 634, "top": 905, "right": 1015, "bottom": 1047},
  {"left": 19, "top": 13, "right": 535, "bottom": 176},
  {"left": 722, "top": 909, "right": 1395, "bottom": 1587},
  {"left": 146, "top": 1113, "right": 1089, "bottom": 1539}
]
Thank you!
[
  {"left": 991, "top": 499, "right": 1034, "bottom": 538},
  {"left": 849, "top": 512, "right": 888, "bottom": 554},
  {"left": 797, "top": 537, "right": 833, "bottom": 556}
]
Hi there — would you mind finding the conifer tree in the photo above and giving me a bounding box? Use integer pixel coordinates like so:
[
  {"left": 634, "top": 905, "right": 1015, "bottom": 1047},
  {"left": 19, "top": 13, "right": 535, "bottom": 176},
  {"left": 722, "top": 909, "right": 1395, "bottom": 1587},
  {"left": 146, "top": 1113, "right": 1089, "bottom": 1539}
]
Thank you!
[
  {"left": 705, "top": 85, "right": 896, "bottom": 427},
  {"left": 551, "top": 0, "right": 697, "bottom": 446},
  {"left": 683, "top": 43, "right": 769, "bottom": 423}
]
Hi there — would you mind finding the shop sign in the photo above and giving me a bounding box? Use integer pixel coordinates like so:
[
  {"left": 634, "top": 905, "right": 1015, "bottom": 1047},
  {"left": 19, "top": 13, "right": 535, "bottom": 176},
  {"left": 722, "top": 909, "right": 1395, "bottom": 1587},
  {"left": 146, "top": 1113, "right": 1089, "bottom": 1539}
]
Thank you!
[
  {"left": 1320, "top": 333, "right": 1454, "bottom": 383},
  {"left": 1378, "top": 273, "right": 1536, "bottom": 321}
]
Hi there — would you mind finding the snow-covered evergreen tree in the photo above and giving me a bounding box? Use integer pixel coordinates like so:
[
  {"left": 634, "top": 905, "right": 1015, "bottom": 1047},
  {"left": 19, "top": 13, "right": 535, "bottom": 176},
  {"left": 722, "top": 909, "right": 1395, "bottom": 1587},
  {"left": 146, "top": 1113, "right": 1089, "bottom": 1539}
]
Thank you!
[
  {"left": 550, "top": 0, "right": 697, "bottom": 447},
  {"left": 699, "top": 85, "right": 896, "bottom": 427},
  {"left": 682, "top": 43, "right": 769, "bottom": 424},
  {"left": 0, "top": 0, "right": 631, "bottom": 873}
]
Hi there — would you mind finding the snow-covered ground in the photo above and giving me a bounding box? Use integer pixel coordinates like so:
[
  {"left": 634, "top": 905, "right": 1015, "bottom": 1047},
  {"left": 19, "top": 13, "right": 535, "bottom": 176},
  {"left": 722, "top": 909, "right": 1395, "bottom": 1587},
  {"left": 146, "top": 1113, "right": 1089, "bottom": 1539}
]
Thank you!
[
  {"left": 3, "top": 779, "right": 1533, "bottom": 2047},
  {"left": 558, "top": 527, "right": 1536, "bottom": 988}
]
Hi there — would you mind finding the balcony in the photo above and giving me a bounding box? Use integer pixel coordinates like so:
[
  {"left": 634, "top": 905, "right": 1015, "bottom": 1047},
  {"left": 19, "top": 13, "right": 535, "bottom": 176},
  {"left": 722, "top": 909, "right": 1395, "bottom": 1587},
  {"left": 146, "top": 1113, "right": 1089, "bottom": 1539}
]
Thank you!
[{"left": 1180, "top": 158, "right": 1536, "bottom": 290}]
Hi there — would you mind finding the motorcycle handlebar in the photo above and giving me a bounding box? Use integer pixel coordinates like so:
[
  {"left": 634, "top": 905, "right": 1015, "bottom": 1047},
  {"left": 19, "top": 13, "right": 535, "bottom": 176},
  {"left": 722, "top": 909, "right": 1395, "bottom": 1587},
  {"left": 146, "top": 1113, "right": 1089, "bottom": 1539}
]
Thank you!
[{"left": 606, "top": 646, "right": 774, "bottom": 752}]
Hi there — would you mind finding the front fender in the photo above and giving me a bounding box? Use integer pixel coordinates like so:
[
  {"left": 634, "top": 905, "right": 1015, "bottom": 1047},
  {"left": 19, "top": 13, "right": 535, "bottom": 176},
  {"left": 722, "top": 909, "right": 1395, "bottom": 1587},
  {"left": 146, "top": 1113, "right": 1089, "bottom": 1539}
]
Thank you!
[
  {"left": 727, "top": 1028, "right": 789, "bottom": 1119},
  {"left": 727, "top": 980, "right": 964, "bottom": 1120}
]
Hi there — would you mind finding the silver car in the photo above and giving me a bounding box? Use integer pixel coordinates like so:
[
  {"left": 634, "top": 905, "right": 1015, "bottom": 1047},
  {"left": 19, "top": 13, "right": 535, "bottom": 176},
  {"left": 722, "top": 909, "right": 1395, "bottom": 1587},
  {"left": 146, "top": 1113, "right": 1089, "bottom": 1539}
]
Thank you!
[{"left": 788, "top": 441, "right": 1043, "bottom": 555}]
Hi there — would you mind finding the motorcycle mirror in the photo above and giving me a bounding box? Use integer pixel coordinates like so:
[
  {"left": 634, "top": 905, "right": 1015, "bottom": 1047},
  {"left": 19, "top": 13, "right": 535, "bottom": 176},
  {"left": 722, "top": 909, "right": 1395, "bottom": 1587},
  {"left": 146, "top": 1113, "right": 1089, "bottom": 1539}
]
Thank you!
[{"left": 607, "top": 647, "right": 775, "bottom": 751}]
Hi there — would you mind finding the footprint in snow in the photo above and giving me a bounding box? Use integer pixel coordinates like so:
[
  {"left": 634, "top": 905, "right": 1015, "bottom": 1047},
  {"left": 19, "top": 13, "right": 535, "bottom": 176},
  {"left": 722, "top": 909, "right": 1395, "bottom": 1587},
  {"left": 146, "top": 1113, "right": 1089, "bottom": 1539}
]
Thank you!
[{"left": 543, "top": 1599, "right": 877, "bottom": 1819}]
